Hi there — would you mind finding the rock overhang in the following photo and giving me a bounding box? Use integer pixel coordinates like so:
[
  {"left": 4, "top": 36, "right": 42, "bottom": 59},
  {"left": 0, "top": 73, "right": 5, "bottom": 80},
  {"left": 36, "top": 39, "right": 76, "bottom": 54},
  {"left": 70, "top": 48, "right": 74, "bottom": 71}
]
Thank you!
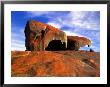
[
  {"left": 24, "top": 20, "right": 67, "bottom": 51},
  {"left": 24, "top": 20, "right": 91, "bottom": 51}
]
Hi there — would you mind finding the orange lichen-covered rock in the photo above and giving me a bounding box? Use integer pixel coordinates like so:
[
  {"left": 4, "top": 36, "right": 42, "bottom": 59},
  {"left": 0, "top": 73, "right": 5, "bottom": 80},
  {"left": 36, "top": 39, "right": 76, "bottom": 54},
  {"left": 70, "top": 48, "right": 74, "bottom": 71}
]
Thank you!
[
  {"left": 11, "top": 51, "right": 100, "bottom": 77},
  {"left": 24, "top": 20, "right": 67, "bottom": 51},
  {"left": 24, "top": 20, "right": 92, "bottom": 51},
  {"left": 67, "top": 36, "right": 91, "bottom": 50}
]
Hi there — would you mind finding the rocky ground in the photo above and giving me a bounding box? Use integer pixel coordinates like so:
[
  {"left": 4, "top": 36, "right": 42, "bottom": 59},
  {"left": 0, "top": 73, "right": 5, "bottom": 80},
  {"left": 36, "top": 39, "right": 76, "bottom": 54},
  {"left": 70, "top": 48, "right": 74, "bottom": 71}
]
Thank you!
[{"left": 11, "top": 50, "right": 100, "bottom": 77}]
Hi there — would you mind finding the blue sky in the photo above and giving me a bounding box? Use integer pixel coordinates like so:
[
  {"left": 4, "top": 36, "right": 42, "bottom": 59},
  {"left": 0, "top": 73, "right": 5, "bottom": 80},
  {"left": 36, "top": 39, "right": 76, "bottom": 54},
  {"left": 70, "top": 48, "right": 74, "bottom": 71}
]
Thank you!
[{"left": 11, "top": 11, "right": 100, "bottom": 52}]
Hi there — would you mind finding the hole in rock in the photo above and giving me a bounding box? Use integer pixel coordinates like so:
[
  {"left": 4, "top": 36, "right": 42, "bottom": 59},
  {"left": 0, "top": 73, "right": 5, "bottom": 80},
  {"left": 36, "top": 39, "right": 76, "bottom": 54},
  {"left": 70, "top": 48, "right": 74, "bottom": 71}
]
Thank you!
[
  {"left": 45, "top": 40, "right": 66, "bottom": 51},
  {"left": 67, "top": 40, "right": 76, "bottom": 50}
]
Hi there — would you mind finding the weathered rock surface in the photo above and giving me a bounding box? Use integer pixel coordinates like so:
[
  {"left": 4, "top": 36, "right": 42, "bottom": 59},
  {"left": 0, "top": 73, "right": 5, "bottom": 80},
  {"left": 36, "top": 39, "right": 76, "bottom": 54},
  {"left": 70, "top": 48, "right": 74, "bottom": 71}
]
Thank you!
[
  {"left": 12, "top": 20, "right": 99, "bottom": 77},
  {"left": 24, "top": 20, "right": 67, "bottom": 51},
  {"left": 24, "top": 20, "right": 92, "bottom": 51},
  {"left": 11, "top": 51, "right": 100, "bottom": 77},
  {"left": 67, "top": 36, "right": 91, "bottom": 50}
]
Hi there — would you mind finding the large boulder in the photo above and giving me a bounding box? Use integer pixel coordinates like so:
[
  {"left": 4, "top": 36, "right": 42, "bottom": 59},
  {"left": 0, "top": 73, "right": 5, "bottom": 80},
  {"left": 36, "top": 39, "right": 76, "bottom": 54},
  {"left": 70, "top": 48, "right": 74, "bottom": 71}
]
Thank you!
[
  {"left": 67, "top": 36, "right": 91, "bottom": 51},
  {"left": 24, "top": 20, "right": 67, "bottom": 51},
  {"left": 24, "top": 20, "right": 91, "bottom": 51}
]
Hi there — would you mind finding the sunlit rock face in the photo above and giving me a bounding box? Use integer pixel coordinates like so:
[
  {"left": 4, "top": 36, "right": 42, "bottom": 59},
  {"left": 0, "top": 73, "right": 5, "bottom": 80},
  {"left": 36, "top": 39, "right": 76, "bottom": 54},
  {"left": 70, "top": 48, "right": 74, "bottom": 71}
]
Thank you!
[
  {"left": 24, "top": 20, "right": 91, "bottom": 51},
  {"left": 67, "top": 36, "right": 91, "bottom": 51},
  {"left": 24, "top": 20, "right": 67, "bottom": 51},
  {"left": 11, "top": 51, "right": 100, "bottom": 77}
]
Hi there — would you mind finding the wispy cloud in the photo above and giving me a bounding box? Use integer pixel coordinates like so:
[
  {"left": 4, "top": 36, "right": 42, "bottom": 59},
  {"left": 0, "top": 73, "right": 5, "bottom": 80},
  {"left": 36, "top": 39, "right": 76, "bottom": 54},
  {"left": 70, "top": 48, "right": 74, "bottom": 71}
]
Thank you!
[
  {"left": 11, "top": 44, "right": 25, "bottom": 51},
  {"left": 60, "top": 11, "right": 100, "bottom": 31},
  {"left": 11, "top": 27, "right": 25, "bottom": 51},
  {"left": 11, "top": 38, "right": 26, "bottom": 51},
  {"left": 64, "top": 30, "right": 85, "bottom": 37},
  {"left": 12, "top": 11, "right": 100, "bottom": 52},
  {"left": 47, "top": 22, "right": 62, "bottom": 29},
  {"left": 25, "top": 11, "right": 100, "bottom": 30}
]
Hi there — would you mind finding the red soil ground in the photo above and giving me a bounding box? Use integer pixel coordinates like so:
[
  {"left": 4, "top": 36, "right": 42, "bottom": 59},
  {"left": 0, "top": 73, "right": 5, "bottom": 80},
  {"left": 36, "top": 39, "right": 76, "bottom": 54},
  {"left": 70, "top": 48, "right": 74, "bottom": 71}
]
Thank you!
[{"left": 11, "top": 51, "right": 100, "bottom": 77}]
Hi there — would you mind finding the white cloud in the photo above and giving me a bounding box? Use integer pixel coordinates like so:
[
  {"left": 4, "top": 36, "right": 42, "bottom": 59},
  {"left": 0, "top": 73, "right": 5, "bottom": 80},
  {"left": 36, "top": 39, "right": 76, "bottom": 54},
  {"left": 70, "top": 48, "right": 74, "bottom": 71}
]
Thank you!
[
  {"left": 45, "top": 12, "right": 99, "bottom": 51},
  {"left": 11, "top": 39, "right": 25, "bottom": 45},
  {"left": 11, "top": 27, "right": 26, "bottom": 51},
  {"left": 12, "top": 11, "right": 100, "bottom": 51},
  {"left": 47, "top": 22, "right": 62, "bottom": 29},
  {"left": 11, "top": 27, "right": 25, "bottom": 39},
  {"left": 26, "top": 11, "right": 99, "bottom": 30},
  {"left": 11, "top": 39, "right": 25, "bottom": 51},
  {"left": 11, "top": 45, "right": 26, "bottom": 51},
  {"left": 70, "top": 11, "right": 87, "bottom": 20},
  {"left": 66, "top": 11, "right": 100, "bottom": 30},
  {"left": 11, "top": 38, "right": 26, "bottom": 51},
  {"left": 64, "top": 30, "right": 84, "bottom": 37}
]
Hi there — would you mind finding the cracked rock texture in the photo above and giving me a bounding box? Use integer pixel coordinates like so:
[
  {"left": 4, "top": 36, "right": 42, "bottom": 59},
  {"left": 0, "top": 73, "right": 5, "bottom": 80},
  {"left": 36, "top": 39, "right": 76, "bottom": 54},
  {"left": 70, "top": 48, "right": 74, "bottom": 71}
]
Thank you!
[
  {"left": 24, "top": 20, "right": 91, "bottom": 51},
  {"left": 11, "top": 51, "right": 100, "bottom": 77},
  {"left": 24, "top": 20, "right": 67, "bottom": 51},
  {"left": 11, "top": 20, "right": 99, "bottom": 77}
]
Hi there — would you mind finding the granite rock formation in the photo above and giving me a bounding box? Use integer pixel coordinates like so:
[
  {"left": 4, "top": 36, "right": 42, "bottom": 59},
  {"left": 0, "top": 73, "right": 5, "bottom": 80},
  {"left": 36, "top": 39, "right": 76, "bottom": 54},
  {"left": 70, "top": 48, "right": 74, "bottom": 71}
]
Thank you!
[
  {"left": 67, "top": 36, "right": 91, "bottom": 51},
  {"left": 24, "top": 20, "right": 91, "bottom": 51},
  {"left": 24, "top": 20, "right": 67, "bottom": 51},
  {"left": 11, "top": 51, "right": 100, "bottom": 77},
  {"left": 11, "top": 20, "right": 99, "bottom": 77}
]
